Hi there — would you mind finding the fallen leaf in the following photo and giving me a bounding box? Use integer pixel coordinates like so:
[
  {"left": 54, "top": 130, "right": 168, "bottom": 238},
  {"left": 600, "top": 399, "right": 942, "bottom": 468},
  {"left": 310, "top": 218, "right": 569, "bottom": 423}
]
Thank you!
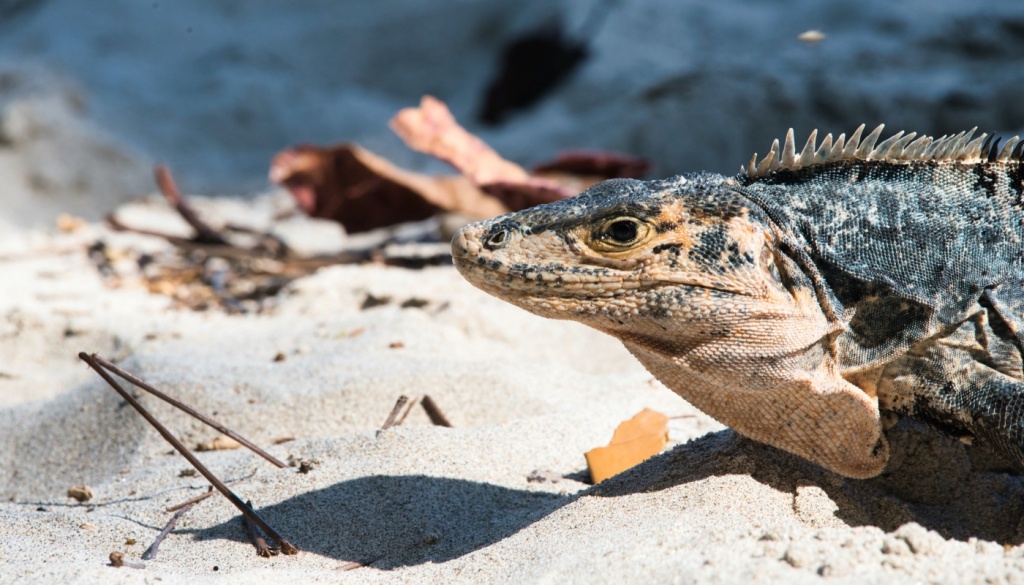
[
  {"left": 273, "top": 96, "right": 650, "bottom": 235},
  {"left": 390, "top": 96, "right": 572, "bottom": 199},
  {"left": 585, "top": 409, "right": 669, "bottom": 483},
  {"left": 270, "top": 142, "right": 505, "bottom": 233}
]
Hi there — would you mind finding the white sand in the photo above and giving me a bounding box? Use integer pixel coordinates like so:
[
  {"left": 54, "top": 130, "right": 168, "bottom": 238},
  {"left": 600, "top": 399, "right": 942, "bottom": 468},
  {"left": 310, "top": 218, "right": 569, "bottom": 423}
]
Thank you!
[
  {"left": 3, "top": 2, "right": 1024, "bottom": 581},
  {"left": 3, "top": 201, "right": 1024, "bottom": 585}
]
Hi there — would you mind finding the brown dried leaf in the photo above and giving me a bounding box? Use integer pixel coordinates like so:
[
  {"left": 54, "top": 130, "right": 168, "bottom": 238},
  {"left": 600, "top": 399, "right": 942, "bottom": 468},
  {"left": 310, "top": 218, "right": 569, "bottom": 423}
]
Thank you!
[
  {"left": 272, "top": 96, "right": 644, "bottom": 234},
  {"left": 269, "top": 143, "right": 505, "bottom": 233}
]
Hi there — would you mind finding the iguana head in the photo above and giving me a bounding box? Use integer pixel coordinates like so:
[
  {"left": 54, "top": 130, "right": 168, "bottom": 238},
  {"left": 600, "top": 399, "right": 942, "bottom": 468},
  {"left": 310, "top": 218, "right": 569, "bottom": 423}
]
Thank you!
[
  {"left": 452, "top": 174, "right": 805, "bottom": 337},
  {"left": 452, "top": 173, "right": 888, "bottom": 479}
]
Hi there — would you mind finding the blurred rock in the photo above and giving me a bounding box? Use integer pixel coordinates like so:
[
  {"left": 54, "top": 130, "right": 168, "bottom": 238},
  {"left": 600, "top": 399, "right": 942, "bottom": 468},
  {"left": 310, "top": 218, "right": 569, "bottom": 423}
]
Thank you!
[{"left": 0, "top": 63, "right": 150, "bottom": 230}]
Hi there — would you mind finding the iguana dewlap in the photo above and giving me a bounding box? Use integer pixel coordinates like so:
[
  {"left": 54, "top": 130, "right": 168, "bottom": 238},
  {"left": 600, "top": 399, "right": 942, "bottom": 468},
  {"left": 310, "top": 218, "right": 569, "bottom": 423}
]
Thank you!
[{"left": 452, "top": 125, "right": 1024, "bottom": 479}]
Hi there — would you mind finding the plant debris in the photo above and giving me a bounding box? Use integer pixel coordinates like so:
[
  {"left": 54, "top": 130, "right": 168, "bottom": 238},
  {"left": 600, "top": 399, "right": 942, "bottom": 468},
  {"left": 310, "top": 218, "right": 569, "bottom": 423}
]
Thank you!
[
  {"left": 420, "top": 394, "right": 453, "bottom": 428},
  {"left": 270, "top": 142, "right": 503, "bottom": 233},
  {"left": 67, "top": 485, "right": 93, "bottom": 502},
  {"left": 90, "top": 98, "right": 646, "bottom": 313},
  {"left": 79, "top": 352, "right": 298, "bottom": 556},
  {"left": 142, "top": 504, "right": 192, "bottom": 561},
  {"left": 380, "top": 395, "right": 410, "bottom": 432},
  {"left": 243, "top": 500, "right": 279, "bottom": 557},
  {"left": 195, "top": 436, "right": 242, "bottom": 452},
  {"left": 585, "top": 408, "right": 669, "bottom": 483}
]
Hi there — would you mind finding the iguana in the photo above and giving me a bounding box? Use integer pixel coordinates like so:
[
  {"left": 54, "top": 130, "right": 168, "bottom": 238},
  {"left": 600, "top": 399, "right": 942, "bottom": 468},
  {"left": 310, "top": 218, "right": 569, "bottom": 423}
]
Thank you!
[{"left": 451, "top": 124, "right": 1024, "bottom": 479}]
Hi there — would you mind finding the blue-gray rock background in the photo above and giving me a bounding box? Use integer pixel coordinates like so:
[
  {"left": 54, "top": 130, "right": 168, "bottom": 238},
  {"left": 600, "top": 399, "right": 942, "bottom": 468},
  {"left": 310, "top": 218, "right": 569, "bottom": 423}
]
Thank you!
[{"left": 1, "top": 0, "right": 1022, "bottom": 225}]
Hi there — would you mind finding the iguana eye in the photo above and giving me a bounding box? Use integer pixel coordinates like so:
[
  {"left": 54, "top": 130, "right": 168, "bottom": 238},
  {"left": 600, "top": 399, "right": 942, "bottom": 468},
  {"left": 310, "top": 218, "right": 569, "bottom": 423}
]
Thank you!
[
  {"left": 607, "top": 220, "right": 638, "bottom": 242},
  {"left": 595, "top": 217, "right": 649, "bottom": 248}
]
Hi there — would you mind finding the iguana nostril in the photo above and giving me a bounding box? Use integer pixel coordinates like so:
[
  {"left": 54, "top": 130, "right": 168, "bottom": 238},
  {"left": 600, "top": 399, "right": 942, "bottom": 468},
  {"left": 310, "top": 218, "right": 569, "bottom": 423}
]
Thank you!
[{"left": 485, "top": 228, "right": 512, "bottom": 250}]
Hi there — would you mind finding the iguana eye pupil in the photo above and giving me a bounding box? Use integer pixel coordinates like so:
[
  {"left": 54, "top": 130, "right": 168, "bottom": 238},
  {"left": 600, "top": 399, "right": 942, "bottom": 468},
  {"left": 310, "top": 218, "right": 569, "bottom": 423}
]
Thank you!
[{"left": 606, "top": 220, "right": 638, "bottom": 243}]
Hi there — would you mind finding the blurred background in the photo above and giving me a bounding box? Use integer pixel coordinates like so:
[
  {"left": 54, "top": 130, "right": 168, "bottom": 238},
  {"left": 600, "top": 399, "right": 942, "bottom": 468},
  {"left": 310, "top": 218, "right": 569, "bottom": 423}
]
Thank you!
[{"left": 0, "top": 0, "right": 1022, "bottom": 228}]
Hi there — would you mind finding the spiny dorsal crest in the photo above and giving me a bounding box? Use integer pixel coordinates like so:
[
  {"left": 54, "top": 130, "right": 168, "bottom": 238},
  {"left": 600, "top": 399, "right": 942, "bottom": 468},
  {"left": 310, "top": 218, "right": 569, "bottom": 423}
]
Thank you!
[{"left": 743, "top": 124, "right": 1024, "bottom": 178}]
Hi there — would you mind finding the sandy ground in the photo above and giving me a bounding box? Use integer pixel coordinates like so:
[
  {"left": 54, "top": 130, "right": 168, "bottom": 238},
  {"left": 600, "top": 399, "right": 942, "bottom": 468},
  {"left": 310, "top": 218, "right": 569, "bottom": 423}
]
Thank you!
[
  {"left": 3, "top": 2, "right": 1024, "bottom": 583},
  {"left": 3, "top": 197, "right": 1024, "bottom": 585}
]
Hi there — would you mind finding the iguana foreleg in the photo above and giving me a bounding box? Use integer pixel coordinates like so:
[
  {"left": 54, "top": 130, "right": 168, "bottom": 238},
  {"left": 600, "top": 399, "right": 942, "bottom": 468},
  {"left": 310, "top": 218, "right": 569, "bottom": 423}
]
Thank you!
[{"left": 879, "top": 345, "right": 1024, "bottom": 468}]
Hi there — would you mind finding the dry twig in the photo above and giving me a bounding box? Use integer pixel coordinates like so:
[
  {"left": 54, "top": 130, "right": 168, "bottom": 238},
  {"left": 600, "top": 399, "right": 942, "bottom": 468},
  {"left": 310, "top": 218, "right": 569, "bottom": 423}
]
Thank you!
[
  {"left": 142, "top": 504, "right": 192, "bottom": 560},
  {"left": 154, "top": 165, "right": 229, "bottom": 245},
  {"left": 396, "top": 395, "right": 421, "bottom": 426},
  {"left": 243, "top": 500, "right": 278, "bottom": 557},
  {"left": 85, "top": 353, "right": 286, "bottom": 468},
  {"left": 421, "top": 395, "right": 453, "bottom": 427},
  {"left": 79, "top": 352, "right": 299, "bottom": 555},
  {"left": 380, "top": 395, "right": 410, "bottom": 431}
]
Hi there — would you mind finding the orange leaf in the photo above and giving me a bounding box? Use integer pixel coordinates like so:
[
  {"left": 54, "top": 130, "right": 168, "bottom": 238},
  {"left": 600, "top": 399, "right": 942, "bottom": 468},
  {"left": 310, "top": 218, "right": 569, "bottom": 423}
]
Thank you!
[{"left": 585, "top": 408, "right": 669, "bottom": 484}]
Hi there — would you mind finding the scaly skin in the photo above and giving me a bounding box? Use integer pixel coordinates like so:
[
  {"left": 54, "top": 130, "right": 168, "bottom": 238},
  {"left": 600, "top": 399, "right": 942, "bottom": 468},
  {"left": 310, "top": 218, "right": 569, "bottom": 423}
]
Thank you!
[{"left": 452, "top": 127, "right": 1024, "bottom": 479}]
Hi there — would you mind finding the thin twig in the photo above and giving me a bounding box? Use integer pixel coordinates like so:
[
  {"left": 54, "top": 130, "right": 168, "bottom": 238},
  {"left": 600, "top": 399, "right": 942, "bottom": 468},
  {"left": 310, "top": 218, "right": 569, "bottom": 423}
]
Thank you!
[
  {"left": 395, "top": 395, "right": 421, "bottom": 426},
  {"left": 168, "top": 487, "right": 213, "bottom": 512},
  {"left": 421, "top": 395, "right": 453, "bottom": 427},
  {"left": 166, "top": 479, "right": 245, "bottom": 512},
  {"left": 142, "top": 504, "right": 192, "bottom": 560},
  {"left": 154, "top": 165, "right": 229, "bottom": 245},
  {"left": 380, "top": 395, "right": 409, "bottom": 431},
  {"left": 86, "top": 353, "right": 286, "bottom": 468},
  {"left": 79, "top": 353, "right": 299, "bottom": 555},
  {"left": 243, "top": 500, "right": 278, "bottom": 557}
]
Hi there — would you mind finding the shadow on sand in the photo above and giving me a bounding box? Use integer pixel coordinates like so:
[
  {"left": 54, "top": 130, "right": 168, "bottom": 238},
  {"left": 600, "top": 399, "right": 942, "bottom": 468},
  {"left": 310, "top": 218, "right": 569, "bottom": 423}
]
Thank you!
[
  {"left": 191, "top": 474, "right": 572, "bottom": 568},
  {"left": 192, "top": 421, "right": 1024, "bottom": 566}
]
